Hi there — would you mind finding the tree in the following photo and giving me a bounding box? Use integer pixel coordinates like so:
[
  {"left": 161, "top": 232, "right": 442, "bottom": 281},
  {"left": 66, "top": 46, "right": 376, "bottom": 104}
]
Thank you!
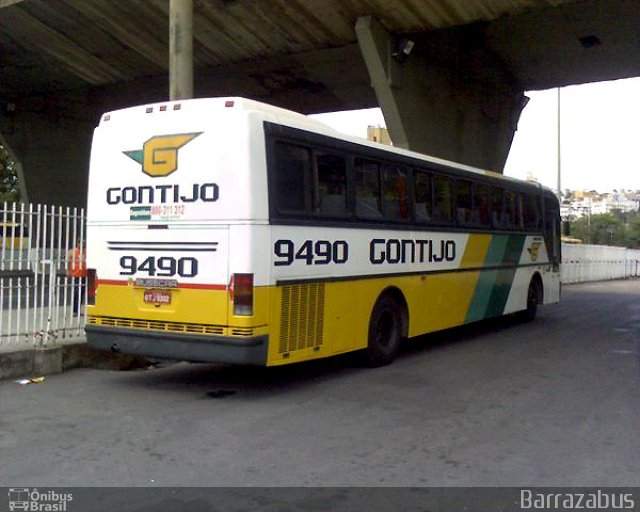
[
  {"left": 570, "top": 213, "right": 624, "bottom": 246},
  {"left": 624, "top": 213, "right": 640, "bottom": 249},
  {"left": 0, "top": 145, "right": 20, "bottom": 202}
]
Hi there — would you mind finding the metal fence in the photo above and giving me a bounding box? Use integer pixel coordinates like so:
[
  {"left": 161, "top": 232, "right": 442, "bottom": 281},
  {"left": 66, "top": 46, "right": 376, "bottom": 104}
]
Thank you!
[{"left": 0, "top": 202, "right": 86, "bottom": 353}]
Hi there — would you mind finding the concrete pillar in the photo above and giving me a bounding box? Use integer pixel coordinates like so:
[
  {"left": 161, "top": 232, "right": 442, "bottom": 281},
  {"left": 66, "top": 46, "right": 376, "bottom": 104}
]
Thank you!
[
  {"left": 356, "top": 16, "right": 409, "bottom": 149},
  {"left": 356, "top": 15, "right": 528, "bottom": 173},
  {"left": 170, "top": 0, "right": 193, "bottom": 100}
]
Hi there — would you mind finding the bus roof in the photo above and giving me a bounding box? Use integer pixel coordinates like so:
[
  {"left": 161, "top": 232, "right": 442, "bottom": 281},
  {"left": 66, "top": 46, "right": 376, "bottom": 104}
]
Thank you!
[{"left": 99, "top": 96, "right": 551, "bottom": 195}]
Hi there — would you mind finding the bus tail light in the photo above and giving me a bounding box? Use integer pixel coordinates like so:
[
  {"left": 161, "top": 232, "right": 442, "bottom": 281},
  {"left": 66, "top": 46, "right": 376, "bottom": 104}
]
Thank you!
[
  {"left": 230, "top": 273, "right": 253, "bottom": 316},
  {"left": 87, "top": 268, "right": 97, "bottom": 305}
]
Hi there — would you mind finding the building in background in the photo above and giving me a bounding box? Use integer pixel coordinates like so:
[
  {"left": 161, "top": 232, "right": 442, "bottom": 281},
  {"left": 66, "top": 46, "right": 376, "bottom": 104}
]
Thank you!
[
  {"left": 561, "top": 189, "right": 640, "bottom": 221},
  {"left": 367, "top": 126, "right": 391, "bottom": 145}
]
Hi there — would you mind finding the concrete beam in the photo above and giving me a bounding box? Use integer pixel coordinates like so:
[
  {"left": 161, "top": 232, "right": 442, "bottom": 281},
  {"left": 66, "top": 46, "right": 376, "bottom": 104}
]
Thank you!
[
  {"left": 0, "top": 0, "right": 25, "bottom": 7},
  {"left": 67, "top": 0, "right": 168, "bottom": 69},
  {"left": 356, "top": 16, "right": 528, "bottom": 172},
  {"left": 0, "top": 8, "right": 123, "bottom": 85}
]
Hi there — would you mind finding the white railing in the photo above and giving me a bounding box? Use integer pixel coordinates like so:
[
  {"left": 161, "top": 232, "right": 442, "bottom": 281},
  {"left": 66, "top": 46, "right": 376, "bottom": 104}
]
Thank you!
[
  {"left": 0, "top": 202, "right": 86, "bottom": 353},
  {"left": 561, "top": 243, "right": 640, "bottom": 284}
]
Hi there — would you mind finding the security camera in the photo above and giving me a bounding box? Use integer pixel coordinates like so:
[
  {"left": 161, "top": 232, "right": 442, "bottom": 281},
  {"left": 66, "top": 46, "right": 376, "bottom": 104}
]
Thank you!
[{"left": 392, "top": 38, "right": 414, "bottom": 63}]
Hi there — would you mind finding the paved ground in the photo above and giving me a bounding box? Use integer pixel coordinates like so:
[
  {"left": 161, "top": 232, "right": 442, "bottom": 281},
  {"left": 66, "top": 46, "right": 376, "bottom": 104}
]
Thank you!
[{"left": 1, "top": 280, "right": 639, "bottom": 488}]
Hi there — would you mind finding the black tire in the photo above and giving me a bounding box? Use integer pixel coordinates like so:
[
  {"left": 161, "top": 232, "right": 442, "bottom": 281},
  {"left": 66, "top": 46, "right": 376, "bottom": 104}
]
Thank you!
[
  {"left": 364, "top": 294, "right": 403, "bottom": 367},
  {"left": 520, "top": 278, "right": 541, "bottom": 322}
]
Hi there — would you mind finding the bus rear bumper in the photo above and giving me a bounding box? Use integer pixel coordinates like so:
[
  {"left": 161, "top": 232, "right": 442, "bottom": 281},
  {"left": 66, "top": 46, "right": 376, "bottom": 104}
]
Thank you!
[{"left": 84, "top": 325, "right": 269, "bottom": 366}]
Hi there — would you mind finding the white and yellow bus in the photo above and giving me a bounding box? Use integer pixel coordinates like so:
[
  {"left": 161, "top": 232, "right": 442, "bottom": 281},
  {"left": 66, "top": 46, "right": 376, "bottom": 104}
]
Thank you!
[{"left": 85, "top": 97, "right": 561, "bottom": 367}]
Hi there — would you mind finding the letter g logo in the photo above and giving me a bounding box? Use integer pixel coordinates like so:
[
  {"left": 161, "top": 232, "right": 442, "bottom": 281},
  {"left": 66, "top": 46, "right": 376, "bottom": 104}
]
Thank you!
[{"left": 123, "top": 132, "right": 202, "bottom": 177}]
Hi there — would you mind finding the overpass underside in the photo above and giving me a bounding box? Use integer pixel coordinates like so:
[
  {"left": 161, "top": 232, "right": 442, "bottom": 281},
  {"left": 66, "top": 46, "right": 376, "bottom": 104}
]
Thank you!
[{"left": 0, "top": 0, "right": 638, "bottom": 207}]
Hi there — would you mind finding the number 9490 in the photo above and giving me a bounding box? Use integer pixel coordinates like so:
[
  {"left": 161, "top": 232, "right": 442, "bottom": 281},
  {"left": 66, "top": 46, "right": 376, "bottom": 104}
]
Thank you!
[
  {"left": 274, "top": 239, "right": 349, "bottom": 266},
  {"left": 119, "top": 256, "right": 198, "bottom": 277}
]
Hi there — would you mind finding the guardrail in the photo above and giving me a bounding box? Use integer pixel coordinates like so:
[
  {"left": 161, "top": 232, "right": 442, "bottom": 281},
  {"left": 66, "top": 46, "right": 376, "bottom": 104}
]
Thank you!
[{"left": 561, "top": 243, "right": 640, "bottom": 284}]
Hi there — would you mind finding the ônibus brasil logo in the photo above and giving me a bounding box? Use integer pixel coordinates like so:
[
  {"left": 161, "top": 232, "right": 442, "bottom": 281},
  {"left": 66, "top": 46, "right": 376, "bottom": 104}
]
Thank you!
[
  {"left": 8, "top": 488, "right": 73, "bottom": 511},
  {"left": 123, "top": 132, "right": 202, "bottom": 177}
]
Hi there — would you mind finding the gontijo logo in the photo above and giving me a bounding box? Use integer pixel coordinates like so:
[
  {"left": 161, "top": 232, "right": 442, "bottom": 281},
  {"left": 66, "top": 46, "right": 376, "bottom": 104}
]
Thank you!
[{"left": 123, "top": 132, "right": 202, "bottom": 177}]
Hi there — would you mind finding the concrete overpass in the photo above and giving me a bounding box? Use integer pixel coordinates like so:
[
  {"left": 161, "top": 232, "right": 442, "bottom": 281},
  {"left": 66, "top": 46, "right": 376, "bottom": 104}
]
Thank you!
[{"left": 0, "top": 0, "right": 638, "bottom": 207}]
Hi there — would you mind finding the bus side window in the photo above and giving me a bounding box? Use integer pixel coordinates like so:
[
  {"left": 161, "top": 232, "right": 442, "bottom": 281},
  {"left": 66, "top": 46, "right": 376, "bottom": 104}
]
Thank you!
[
  {"left": 274, "top": 142, "right": 313, "bottom": 214},
  {"left": 504, "top": 190, "right": 515, "bottom": 228},
  {"left": 504, "top": 190, "right": 523, "bottom": 230},
  {"left": 491, "top": 188, "right": 505, "bottom": 228},
  {"left": 474, "top": 184, "right": 491, "bottom": 226},
  {"left": 433, "top": 176, "right": 453, "bottom": 224},
  {"left": 355, "top": 158, "right": 383, "bottom": 219},
  {"left": 317, "top": 152, "right": 347, "bottom": 217},
  {"left": 414, "top": 171, "right": 433, "bottom": 222},
  {"left": 523, "top": 193, "right": 541, "bottom": 230},
  {"left": 382, "top": 164, "right": 408, "bottom": 221},
  {"left": 515, "top": 192, "right": 524, "bottom": 230},
  {"left": 456, "top": 179, "right": 472, "bottom": 225}
]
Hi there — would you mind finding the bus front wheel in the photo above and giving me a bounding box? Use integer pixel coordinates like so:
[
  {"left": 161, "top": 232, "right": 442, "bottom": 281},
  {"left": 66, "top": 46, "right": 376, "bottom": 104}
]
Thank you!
[{"left": 365, "top": 294, "right": 403, "bottom": 367}]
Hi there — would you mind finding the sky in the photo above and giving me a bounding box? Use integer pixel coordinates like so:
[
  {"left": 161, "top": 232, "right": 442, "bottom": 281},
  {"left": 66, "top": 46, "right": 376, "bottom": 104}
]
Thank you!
[{"left": 310, "top": 77, "right": 640, "bottom": 193}]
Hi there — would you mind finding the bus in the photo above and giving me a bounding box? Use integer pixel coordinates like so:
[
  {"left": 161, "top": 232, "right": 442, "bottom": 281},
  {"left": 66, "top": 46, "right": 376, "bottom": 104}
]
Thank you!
[{"left": 84, "top": 97, "right": 561, "bottom": 367}]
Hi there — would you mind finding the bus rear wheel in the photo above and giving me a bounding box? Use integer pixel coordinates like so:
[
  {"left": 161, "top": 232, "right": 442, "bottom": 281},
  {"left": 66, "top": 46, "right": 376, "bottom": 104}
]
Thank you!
[
  {"left": 520, "top": 277, "right": 542, "bottom": 322},
  {"left": 365, "top": 294, "right": 403, "bottom": 367}
]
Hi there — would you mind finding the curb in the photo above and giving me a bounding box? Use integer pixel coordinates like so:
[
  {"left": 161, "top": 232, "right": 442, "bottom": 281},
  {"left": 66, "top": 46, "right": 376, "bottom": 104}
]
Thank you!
[{"left": 0, "top": 340, "right": 150, "bottom": 380}]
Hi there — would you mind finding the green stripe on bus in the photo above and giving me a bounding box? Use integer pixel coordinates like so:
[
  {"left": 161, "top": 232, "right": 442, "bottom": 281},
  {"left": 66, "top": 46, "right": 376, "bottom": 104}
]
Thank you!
[
  {"left": 464, "top": 235, "right": 507, "bottom": 323},
  {"left": 465, "top": 235, "right": 526, "bottom": 322},
  {"left": 502, "top": 234, "right": 526, "bottom": 266},
  {"left": 484, "top": 236, "right": 526, "bottom": 317},
  {"left": 465, "top": 269, "right": 498, "bottom": 323},
  {"left": 484, "top": 268, "right": 517, "bottom": 317},
  {"left": 484, "top": 234, "right": 509, "bottom": 266}
]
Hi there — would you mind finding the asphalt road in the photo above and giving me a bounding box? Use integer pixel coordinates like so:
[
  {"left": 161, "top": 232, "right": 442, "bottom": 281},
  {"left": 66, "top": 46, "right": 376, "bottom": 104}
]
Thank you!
[{"left": 1, "top": 280, "right": 639, "bottom": 489}]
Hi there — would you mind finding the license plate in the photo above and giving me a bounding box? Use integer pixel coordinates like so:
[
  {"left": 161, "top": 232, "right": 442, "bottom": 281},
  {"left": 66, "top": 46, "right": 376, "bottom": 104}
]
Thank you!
[{"left": 143, "top": 289, "right": 171, "bottom": 305}]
